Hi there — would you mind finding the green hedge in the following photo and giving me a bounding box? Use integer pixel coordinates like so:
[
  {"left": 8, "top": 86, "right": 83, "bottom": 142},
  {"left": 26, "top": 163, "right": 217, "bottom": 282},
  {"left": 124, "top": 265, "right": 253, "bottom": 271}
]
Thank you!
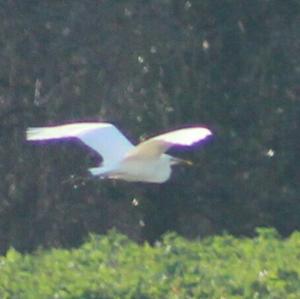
[{"left": 0, "top": 228, "right": 300, "bottom": 299}]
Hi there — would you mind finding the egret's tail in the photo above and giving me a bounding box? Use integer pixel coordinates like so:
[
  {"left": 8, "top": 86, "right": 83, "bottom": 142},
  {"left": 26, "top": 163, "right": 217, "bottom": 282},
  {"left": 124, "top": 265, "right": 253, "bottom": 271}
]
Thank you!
[
  {"left": 88, "top": 167, "right": 106, "bottom": 176},
  {"left": 88, "top": 166, "right": 114, "bottom": 177}
]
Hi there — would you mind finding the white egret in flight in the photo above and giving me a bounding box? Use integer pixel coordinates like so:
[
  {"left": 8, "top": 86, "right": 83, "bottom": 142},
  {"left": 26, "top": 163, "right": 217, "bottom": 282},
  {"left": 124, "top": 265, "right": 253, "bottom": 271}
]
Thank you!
[{"left": 26, "top": 122, "right": 212, "bottom": 183}]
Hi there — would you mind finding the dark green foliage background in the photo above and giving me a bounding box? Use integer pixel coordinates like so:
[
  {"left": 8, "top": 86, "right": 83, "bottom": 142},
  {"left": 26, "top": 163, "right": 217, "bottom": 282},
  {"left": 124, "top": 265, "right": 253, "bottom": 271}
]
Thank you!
[{"left": 0, "top": 1, "right": 299, "bottom": 252}]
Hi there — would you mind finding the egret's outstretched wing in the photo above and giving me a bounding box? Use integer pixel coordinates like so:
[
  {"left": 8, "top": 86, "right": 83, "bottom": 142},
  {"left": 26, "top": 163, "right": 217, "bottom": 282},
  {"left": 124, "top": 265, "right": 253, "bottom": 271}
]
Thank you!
[
  {"left": 126, "top": 127, "right": 212, "bottom": 158},
  {"left": 26, "top": 122, "right": 134, "bottom": 163}
]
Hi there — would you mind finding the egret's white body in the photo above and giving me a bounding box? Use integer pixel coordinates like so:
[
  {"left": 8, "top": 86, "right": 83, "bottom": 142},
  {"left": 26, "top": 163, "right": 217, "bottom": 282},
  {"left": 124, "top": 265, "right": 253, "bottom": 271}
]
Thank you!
[{"left": 26, "top": 122, "right": 212, "bottom": 183}]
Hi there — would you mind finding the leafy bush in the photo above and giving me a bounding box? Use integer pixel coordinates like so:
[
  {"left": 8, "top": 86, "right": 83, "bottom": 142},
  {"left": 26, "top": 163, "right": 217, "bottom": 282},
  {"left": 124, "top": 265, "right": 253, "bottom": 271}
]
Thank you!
[{"left": 0, "top": 228, "right": 300, "bottom": 299}]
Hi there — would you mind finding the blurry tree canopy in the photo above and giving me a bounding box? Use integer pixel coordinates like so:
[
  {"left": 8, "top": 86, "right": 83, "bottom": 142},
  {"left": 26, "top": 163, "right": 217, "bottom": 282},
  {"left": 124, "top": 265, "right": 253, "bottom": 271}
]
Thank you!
[{"left": 0, "top": 0, "right": 299, "bottom": 253}]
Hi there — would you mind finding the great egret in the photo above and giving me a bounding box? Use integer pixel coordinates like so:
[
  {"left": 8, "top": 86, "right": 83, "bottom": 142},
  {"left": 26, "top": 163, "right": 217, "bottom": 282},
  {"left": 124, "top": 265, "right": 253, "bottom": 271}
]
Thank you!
[{"left": 26, "top": 122, "right": 212, "bottom": 183}]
